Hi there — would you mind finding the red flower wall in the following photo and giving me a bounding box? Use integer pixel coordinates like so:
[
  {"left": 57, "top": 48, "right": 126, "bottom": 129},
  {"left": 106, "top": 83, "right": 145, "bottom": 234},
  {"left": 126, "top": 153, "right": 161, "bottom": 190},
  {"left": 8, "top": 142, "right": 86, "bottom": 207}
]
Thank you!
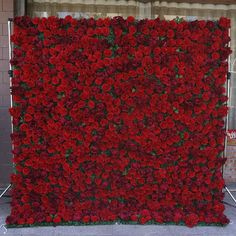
[{"left": 7, "top": 16, "right": 231, "bottom": 227}]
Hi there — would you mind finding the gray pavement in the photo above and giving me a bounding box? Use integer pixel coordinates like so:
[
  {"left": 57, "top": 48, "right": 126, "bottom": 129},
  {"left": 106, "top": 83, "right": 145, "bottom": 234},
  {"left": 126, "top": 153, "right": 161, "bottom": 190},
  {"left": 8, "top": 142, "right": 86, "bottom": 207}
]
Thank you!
[{"left": 0, "top": 188, "right": 236, "bottom": 236}]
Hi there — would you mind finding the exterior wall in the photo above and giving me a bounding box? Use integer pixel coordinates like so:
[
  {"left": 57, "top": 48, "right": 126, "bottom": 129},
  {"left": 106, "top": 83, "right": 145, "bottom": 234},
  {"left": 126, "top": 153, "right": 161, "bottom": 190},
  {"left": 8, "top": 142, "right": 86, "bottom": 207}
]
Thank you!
[
  {"left": 0, "top": 0, "right": 13, "bottom": 187},
  {"left": 225, "top": 145, "right": 236, "bottom": 183}
]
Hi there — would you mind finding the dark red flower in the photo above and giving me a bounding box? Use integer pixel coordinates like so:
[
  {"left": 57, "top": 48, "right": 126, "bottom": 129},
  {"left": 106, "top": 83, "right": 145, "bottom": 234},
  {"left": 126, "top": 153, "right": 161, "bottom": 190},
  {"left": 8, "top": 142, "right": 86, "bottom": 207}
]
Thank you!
[
  {"left": 184, "top": 213, "right": 199, "bottom": 228},
  {"left": 53, "top": 216, "right": 61, "bottom": 224}
]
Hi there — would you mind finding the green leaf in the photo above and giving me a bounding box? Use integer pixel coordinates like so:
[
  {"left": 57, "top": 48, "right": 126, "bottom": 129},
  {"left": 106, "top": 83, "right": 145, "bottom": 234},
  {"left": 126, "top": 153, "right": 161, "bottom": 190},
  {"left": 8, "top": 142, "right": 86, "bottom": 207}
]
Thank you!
[
  {"left": 175, "top": 17, "right": 184, "bottom": 23},
  {"left": 104, "top": 149, "right": 112, "bottom": 156},
  {"left": 38, "top": 32, "right": 44, "bottom": 40}
]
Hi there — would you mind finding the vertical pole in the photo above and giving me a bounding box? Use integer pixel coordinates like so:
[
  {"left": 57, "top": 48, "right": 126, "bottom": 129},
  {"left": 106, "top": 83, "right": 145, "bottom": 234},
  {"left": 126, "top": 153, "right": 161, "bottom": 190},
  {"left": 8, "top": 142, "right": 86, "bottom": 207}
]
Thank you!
[
  {"left": 8, "top": 19, "right": 13, "bottom": 135},
  {"left": 227, "top": 27, "right": 231, "bottom": 131},
  {"left": 223, "top": 28, "right": 231, "bottom": 167}
]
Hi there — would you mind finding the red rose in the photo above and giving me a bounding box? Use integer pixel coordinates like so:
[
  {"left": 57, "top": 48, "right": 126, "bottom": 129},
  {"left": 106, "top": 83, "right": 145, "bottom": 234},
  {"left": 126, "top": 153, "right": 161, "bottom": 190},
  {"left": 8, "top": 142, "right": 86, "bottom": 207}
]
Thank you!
[
  {"left": 127, "top": 16, "right": 135, "bottom": 23},
  {"left": 88, "top": 100, "right": 95, "bottom": 109},
  {"left": 104, "top": 49, "right": 112, "bottom": 57},
  {"left": 83, "top": 215, "right": 90, "bottom": 223},
  {"left": 130, "top": 215, "right": 138, "bottom": 221},
  {"left": 129, "top": 25, "right": 137, "bottom": 35},
  {"left": 184, "top": 213, "right": 199, "bottom": 227},
  {"left": 140, "top": 216, "right": 151, "bottom": 224},
  {"left": 167, "top": 29, "right": 174, "bottom": 38},
  {"left": 53, "top": 216, "right": 61, "bottom": 224},
  {"left": 102, "top": 83, "right": 111, "bottom": 92},
  {"left": 219, "top": 17, "right": 230, "bottom": 28},
  {"left": 27, "top": 217, "right": 35, "bottom": 224},
  {"left": 91, "top": 215, "right": 99, "bottom": 222},
  {"left": 24, "top": 114, "right": 33, "bottom": 122}
]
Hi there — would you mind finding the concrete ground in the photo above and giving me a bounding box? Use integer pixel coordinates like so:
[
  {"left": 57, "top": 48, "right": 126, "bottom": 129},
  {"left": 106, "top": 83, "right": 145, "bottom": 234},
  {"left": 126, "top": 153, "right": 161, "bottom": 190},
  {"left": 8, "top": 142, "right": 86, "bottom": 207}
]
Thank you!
[{"left": 0, "top": 186, "right": 236, "bottom": 236}]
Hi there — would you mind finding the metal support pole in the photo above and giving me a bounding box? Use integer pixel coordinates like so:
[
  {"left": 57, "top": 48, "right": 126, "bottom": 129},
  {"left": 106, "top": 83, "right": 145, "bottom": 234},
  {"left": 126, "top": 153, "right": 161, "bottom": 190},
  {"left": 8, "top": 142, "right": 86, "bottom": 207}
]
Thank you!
[
  {"left": 225, "top": 186, "right": 236, "bottom": 204},
  {"left": 0, "top": 184, "right": 11, "bottom": 198},
  {"left": 8, "top": 18, "right": 13, "bottom": 130}
]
